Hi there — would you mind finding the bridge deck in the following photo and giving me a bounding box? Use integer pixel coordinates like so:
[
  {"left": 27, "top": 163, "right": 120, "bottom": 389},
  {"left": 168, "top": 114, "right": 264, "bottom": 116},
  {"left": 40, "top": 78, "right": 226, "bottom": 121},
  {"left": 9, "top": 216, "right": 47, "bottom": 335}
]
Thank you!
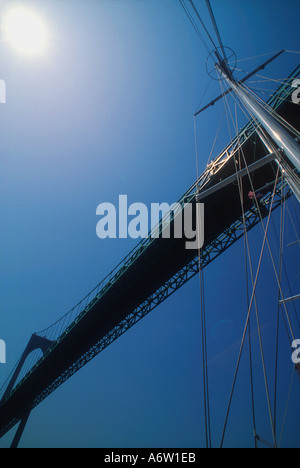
[{"left": 0, "top": 67, "right": 299, "bottom": 438}]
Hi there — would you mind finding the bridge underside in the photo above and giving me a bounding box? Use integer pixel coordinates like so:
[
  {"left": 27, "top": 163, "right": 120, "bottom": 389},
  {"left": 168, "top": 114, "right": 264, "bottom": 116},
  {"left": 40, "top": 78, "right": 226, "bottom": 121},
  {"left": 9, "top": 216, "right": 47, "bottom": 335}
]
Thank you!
[{"left": 0, "top": 71, "right": 299, "bottom": 439}]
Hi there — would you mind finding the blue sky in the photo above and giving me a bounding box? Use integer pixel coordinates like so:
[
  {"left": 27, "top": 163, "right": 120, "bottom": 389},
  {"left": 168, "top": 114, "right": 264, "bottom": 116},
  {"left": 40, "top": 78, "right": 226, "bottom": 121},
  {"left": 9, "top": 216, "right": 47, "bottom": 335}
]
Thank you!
[{"left": 0, "top": 0, "right": 299, "bottom": 448}]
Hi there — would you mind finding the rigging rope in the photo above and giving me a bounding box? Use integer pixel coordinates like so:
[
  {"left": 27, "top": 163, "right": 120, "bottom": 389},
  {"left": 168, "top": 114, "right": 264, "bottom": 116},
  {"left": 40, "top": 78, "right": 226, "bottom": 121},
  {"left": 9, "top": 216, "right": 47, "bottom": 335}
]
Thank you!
[
  {"left": 227, "top": 87, "right": 297, "bottom": 344},
  {"left": 233, "top": 103, "right": 258, "bottom": 448},
  {"left": 179, "top": 2, "right": 300, "bottom": 447},
  {"left": 198, "top": 256, "right": 211, "bottom": 448},
  {"left": 204, "top": 0, "right": 227, "bottom": 61},
  {"left": 179, "top": 0, "right": 227, "bottom": 65},
  {"left": 216, "top": 70, "right": 298, "bottom": 330},
  {"left": 193, "top": 102, "right": 211, "bottom": 448},
  {"left": 274, "top": 184, "right": 285, "bottom": 439},
  {"left": 227, "top": 50, "right": 285, "bottom": 65},
  {"left": 188, "top": 0, "right": 219, "bottom": 53},
  {"left": 218, "top": 72, "right": 285, "bottom": 447},
  {"left": 218, "top": 71, "right": 300, "bottom": 447},
  {"left": 220, "top": 162, "right": 281, "bottom": 448},
  {"left": 285, "top": 50, "right": 300, "bottom": 54},
  {"left": 179, "top": 0, "right": 211, "bottom": 54},
  {"left": 278, "top": 367, "right": 296, "bottom": 447}
]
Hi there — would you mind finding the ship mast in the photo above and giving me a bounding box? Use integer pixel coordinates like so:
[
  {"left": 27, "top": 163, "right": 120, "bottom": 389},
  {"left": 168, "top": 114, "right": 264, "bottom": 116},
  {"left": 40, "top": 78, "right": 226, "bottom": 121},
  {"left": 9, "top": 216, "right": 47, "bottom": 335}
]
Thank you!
[
  {"left": 218, "top": 64, "right": 300, "bottom": 175},
  {"left": 180, "top": 0, "right": 300, "bottom": 449},
  {"left": 201, "top": 0, "right": 300, "bottom": 199}
]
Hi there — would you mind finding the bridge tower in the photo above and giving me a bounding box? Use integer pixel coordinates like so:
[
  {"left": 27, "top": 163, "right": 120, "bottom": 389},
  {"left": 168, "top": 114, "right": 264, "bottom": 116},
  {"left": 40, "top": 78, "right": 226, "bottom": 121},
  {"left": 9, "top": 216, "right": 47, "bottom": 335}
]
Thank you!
[{"left": 1, "top": 334, "right": 53, "bottom": 448}]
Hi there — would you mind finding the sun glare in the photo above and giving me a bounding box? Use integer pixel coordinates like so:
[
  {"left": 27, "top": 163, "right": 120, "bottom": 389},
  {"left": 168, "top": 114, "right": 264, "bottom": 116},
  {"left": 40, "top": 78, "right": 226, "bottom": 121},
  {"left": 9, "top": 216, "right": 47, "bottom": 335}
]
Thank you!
[{"left": 3, "top": 7, "right": 48, "bottom": 56}]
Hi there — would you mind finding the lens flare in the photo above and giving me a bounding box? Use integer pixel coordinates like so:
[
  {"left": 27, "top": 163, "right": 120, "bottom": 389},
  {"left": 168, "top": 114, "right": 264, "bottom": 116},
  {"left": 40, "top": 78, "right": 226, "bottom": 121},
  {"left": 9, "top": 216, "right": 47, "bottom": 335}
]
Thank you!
[{"left": 3, "top": 7, "right": 48, "bottom": 56}]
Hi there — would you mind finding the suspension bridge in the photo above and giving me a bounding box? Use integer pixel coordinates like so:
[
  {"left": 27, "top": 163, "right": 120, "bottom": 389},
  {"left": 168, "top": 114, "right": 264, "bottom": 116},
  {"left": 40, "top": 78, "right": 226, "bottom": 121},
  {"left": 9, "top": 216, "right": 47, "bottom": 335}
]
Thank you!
[{"left": 0, "top": 0, "right": 299, "bottom": 448}]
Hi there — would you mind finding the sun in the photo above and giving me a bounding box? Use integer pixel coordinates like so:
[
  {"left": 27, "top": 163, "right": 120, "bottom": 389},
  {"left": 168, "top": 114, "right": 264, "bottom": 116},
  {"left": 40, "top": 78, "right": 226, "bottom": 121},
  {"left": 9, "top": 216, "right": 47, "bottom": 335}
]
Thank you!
[{"left": 2, "top": 7, "right": 48, "bottom": 56}]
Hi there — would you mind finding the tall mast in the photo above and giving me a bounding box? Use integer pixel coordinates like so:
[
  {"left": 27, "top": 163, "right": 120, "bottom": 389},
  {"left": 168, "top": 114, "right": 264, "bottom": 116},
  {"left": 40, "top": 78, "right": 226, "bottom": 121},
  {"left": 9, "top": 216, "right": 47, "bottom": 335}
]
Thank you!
[
  {"left": 217, "top": 64, "right": 300, "bottom": 175},
  {"left": 187, "top": 0, "right": 300, "bottom": 179}
]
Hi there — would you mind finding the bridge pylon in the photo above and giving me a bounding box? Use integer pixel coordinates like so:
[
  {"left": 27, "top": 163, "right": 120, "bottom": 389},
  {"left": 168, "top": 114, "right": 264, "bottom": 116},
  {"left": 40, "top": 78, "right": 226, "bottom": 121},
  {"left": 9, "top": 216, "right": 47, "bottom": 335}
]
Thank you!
[{"left": 1, "top": 334, "right": 53, "bottom": 448}]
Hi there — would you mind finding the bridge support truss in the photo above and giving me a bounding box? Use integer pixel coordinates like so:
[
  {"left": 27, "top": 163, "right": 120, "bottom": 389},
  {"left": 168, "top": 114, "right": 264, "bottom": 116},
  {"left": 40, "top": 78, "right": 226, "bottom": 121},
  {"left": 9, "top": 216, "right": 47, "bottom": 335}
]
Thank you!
[{"left": 30, "top": 179, "right": 290, "bottom": 411}]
